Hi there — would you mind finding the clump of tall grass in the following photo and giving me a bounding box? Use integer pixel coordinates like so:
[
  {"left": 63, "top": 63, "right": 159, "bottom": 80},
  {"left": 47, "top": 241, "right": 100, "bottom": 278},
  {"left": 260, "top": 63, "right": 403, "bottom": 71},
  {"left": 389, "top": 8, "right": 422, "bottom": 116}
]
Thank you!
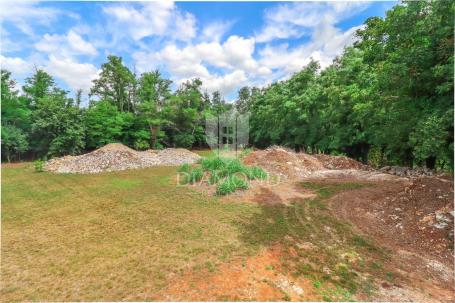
[{"left": 178, "top": 156, "right": 268, "bottom": 195}]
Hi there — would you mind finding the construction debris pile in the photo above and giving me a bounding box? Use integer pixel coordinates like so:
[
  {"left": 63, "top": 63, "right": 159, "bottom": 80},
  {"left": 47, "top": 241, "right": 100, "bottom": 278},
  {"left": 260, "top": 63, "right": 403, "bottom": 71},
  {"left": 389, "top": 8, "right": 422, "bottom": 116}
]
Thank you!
[
  {"left": 45, "top": 143, "right": 200, "bottom": 174},
  {"left": 313, "top": 154, "right": 370, "bottom": 170},
  {"left": 379, "top": 166, "right": 436, "bottom": 177},
  {"left": 242, "top": 146, "right": 324, "bottom": 179},
  {"left": 242, "top": 146, "right": 369, "bottom": 179}
]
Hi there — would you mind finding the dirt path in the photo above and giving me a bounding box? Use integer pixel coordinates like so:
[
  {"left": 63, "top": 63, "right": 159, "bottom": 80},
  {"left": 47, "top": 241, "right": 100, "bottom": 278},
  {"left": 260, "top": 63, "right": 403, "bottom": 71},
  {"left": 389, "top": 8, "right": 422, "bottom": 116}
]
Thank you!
[{"left": 323, "top": 176, "right": 454, "bottom": 302}]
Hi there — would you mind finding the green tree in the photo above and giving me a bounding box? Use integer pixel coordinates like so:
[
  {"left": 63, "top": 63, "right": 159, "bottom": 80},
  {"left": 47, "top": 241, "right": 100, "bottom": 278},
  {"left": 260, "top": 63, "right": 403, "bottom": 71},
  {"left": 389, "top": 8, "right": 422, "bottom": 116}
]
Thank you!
[
  {"left": 136, "top": 70, "right": 172, "bottom": 148},
  {"left": 31, "top": 91, "right": 85, "bottom": 157},
  {"left": 90, "top": 55, "right": 136, "bottom": 112},
  {"left": 84, "top": 100, "right": 134, "bottom": 149}
]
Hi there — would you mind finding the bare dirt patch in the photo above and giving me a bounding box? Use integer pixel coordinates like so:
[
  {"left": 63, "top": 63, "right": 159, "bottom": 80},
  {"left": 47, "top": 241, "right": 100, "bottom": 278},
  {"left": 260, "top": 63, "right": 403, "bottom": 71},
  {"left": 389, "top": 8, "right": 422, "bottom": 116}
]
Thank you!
[
  {"left": 155, "top": 244, "right": 319, "bottom": 301},
  {"left": 320, "top": 177, "right": 455, "bottom": 302}
]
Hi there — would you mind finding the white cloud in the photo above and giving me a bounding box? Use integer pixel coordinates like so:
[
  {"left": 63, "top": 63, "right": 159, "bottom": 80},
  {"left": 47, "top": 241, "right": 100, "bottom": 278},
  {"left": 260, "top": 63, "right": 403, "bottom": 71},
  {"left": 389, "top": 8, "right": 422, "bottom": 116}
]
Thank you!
[
  {"left": 201, "top": 21, "right": 234, "bottom": 42},
  {"left": 133, "top": 34, "right": 273, "bottom": 96},
  {"left": 35, "top": 30, "right": 98, "bottom": 57},
  {"left": 0, "top": 1, "right": 72, "bottom": 36},
  {"left": 103, "top": 1, "right": 196, "bottom": 42},
  {"left": 255, "top": 2, "right": 369, "bottom": 43},
  {"left": 45, "top": 55, "right": 99, "bottom": 92},
  {"left": 259, "top": 24, "right": 363, "bottom": 76},
  {"left": 0, "top": 55, "right": 32, "bottom": 75}
]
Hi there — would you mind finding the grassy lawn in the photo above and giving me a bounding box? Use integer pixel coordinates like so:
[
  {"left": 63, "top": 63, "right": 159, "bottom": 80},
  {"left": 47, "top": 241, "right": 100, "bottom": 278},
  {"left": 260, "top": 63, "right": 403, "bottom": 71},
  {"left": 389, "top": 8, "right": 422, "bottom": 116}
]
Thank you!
[
  {"left": 1, "top": 163, "right": 260, "bottom": 301},
  {"left": 2, "top": 164, "right": 390, "bottom": 301}
]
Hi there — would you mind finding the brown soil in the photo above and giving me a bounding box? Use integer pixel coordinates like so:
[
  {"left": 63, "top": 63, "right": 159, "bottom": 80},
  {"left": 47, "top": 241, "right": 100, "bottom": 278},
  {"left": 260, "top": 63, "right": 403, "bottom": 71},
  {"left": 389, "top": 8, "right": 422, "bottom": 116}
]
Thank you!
[
  {"left": 325, "top": 177, "right": 454, "bottom": 265},
  {"left": 242, "top": 146, "right": 324, "bottom": 179},
  {"left": 222, "top": 181, "right": 316, "bottom": 206},
  {"left": 154, "top": 244, "right": 319, "bottom": 302},
  {"left": 313, "top": 154, "right": 369, "bottom": 170},
  {"left": 242, "top": 146, "right": 370, "bottom": 179},
  {"left": 161, "top": 175, "right": 454, "bottom": 302},
  {"left": 321, "top": 176, "right": 455, "bottom": 302}
]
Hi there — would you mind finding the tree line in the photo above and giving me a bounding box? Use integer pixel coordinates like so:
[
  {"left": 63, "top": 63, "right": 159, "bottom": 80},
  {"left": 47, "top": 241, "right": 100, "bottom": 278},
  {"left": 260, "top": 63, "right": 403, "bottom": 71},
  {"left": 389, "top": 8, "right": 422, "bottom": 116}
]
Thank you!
[{"left": 2, "top": 1, "right": 453, "bottom": 170}]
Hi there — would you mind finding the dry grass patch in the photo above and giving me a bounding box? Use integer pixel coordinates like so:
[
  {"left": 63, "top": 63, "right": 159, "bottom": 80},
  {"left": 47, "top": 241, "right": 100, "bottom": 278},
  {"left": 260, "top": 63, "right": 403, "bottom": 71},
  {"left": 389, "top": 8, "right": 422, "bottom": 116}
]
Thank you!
[{"left": 1, "top": 163, "right": 260, "bottom": 301}]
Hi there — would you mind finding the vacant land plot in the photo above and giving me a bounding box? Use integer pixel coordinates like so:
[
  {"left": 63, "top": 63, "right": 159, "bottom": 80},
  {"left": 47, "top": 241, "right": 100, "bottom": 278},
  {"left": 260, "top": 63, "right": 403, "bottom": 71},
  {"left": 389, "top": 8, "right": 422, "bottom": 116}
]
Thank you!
[{"left": 2, "top": 163, "right": 453, "bottom": 301}]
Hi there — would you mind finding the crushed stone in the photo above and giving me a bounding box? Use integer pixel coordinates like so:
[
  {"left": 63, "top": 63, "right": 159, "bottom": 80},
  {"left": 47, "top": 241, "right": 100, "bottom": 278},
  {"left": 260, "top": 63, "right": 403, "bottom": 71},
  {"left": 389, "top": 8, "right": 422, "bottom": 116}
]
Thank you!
[{"left": 45, "top": 143, "right": 200, "bottom": 174}]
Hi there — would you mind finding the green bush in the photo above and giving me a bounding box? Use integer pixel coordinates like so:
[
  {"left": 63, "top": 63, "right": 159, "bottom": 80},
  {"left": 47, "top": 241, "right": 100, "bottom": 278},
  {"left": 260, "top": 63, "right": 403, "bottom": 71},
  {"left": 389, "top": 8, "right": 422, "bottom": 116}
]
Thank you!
[
  {"left": 34, "top": 160, "right": 45, "bottom": 172},
  {"left": 216, "top": 178, "right": 236, "bottom": 195},
  {"left": 243, "top": 166, "right": 268, "bottom": 180},
  {"left": 174, "top": 133, "right": 195, "bottom": 148},
  {"left": 216, "top": 175, "right": 248, "bottom": 195},
  {"left": 201, "top": 157, "right": 227, "bottom": 171},
  {"left": 208, "top": 170, "right": 221, "bottom": 185},
  {"left": 188, "top": 167, "right": 203, "bottom": 184},
  {"left": 178, "top": 163, "right": 191, "bottom": 173},
  {"left": 225, "top": 158, "right": 244, "bottom": 175}
]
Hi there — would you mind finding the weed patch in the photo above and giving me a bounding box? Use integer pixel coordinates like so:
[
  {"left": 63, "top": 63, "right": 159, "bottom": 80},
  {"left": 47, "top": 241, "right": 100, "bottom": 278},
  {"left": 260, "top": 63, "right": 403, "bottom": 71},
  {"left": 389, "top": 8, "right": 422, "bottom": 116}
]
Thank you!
[{"left": 180, "top": 156, "right": 267, "bottom": 195}]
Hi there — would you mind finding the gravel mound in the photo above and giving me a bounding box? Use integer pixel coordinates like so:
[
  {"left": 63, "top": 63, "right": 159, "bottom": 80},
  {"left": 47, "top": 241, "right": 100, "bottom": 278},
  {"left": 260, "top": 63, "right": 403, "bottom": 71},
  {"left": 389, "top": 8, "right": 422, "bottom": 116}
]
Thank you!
[
  {"left": 242, "top": 146, "right": 325, "bottom": 179},
  {"left": 379, "top": 166, "right": 436, "bottom": 177},
  {"left": 313, "top": 154, "right": 369, "bottom": 170},
  {"left": 45, "top": 143, "right": 200, "bottom": 174}
]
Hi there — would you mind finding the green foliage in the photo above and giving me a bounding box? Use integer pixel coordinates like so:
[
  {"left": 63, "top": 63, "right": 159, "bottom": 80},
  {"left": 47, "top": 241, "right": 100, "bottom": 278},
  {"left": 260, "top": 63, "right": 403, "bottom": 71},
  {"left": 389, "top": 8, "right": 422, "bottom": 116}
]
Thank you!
[
  {"left": 34, "top": 160, "right": 44, "bottom": 172},
  {"left": 174, "top": 133, "right": 195, "bottom": 148},
  {"left": 90, "top": 55, "right": 136, "bottom": 112},
  {"left": 216, "top": 175, "right": 249, "bottom": 195},
  {"left": 1, "top": 1, "right": 452, "bottom": 171},
  {"left": 31, "top": 91, "right": 85, "bottom": 158},
  {"left": 208, "top": 170, "right": 221, "bottom": 185},
  {"left": 84, "top": 100, "right": 133, "bottom": 149},
  {"left": 1, "top": 125, "right": 29, "bottom": 162},
  {"left": 178, "top": 163, "right": 191, "bottom": 173},
  {"left": 188, "top": 167, "right": 204, "bottom": 184},
  {"left": 244, "top": 166, "right": 267, "bottom": 180},
  {"left": 201, "top": 157, "right": 227, "bottom": 171},
  {"left": 246, "top": 1, "right": 453, "bottom": 170}
]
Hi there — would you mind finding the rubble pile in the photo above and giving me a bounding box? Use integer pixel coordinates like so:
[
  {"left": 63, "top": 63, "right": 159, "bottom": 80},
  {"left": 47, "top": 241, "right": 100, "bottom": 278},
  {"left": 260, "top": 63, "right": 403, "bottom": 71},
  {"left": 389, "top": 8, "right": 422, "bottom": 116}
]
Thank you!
[
  {"left": 45, "top": 143, "right": 200, "bottom": 174},
  {"left": 242, "top": 146, "right": 325, "bottom": 179},
  {"left": 313, "top": 154, "right": 369, "bottom": 170},
  {"left": 379, "top": 166, "right": 436, "bottom": 177}
]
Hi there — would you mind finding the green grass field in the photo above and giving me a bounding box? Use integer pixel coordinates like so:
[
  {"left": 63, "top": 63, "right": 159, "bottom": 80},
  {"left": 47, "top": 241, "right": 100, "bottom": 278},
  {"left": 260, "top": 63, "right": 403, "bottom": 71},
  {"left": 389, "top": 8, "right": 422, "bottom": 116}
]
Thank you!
[
  {"left": 2, "top": 163, "right": 390, "bottom": 301},
  {"left": 2, "top": 163, "right": 263, "bottom": 301}
]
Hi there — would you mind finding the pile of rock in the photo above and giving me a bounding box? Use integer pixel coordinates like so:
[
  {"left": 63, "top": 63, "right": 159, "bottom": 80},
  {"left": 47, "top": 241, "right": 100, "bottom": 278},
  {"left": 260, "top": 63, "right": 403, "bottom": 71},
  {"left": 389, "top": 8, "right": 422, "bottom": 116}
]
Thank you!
[
  {"left": 379, "top": 166, "right": 435, "bottom": 177},
  {"left": 45, "top": 143, "right": 200, "bottom": 174},
  {"left": 242, "top": 146, "right": 325, "bottom": 179},
  {"left": 313, "top": 154, "right": 369, "bottom": 170}
]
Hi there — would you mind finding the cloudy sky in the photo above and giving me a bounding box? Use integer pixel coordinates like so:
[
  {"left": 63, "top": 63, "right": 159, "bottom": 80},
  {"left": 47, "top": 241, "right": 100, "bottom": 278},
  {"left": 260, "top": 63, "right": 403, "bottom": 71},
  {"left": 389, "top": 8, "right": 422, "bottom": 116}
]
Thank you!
[{"left": 1, "top": 1, "right": 396, "bottom": 101}]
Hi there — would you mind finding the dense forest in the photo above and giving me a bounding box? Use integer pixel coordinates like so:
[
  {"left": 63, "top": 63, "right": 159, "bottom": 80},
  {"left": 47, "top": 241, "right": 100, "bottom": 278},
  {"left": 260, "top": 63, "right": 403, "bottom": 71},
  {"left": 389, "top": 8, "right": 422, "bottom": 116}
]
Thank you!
[{"left": 2, "top": 1, "right": 453, "bottom": 170}]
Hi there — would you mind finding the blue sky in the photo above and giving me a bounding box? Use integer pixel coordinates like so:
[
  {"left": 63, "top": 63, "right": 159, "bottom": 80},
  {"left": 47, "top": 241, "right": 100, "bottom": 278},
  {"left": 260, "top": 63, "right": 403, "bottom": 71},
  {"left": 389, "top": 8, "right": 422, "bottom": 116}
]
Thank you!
[{"left": 1, "top": 1, "right": 397, "bottom": 101}]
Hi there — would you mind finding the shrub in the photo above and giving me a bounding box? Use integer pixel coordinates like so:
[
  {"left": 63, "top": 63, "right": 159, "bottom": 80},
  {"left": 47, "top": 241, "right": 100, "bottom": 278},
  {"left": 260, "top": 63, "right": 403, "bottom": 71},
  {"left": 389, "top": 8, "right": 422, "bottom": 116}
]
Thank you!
[
  {"left": 231, "top": 174, "right": 249, "bottom": 190},
  {"left": 225, "top": 158, "right": 244, "bottom": 175},
  {"left": 201, "top": 157, "right": 226, "bottom": 171},
  {"left": 34, "top": 160, "right": 45, "bottom": 172},
  {"left": 216, "top": 179, "right": 236, "bottom": 195},
  {"left": 188, "top": 167, "right": 203, "bottom": 184},
  {"left": 174, "top": 133, "right": 195, "bottom": 148},
  {"left": 208, "top": 170, "right": 221, "bottom": 185},
  {"left": 243, "top": 165, "right": 267, "bottom": 180},
  {"left": 178, "top": 163, "right": 191, "bottom": 173},
  {"left": 134, "top": 139, "right": 150, "bottom": 151},
  {"left": 216, "top": 175, "right": 248, "bottom": 195}
]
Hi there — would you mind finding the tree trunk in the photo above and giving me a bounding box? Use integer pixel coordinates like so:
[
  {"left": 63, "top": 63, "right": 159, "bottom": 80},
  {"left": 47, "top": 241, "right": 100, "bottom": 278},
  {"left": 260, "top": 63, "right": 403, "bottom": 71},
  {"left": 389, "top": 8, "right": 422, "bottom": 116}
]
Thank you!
[{"left": 150, "top": 125, "right": 159, "bottom": 149}]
